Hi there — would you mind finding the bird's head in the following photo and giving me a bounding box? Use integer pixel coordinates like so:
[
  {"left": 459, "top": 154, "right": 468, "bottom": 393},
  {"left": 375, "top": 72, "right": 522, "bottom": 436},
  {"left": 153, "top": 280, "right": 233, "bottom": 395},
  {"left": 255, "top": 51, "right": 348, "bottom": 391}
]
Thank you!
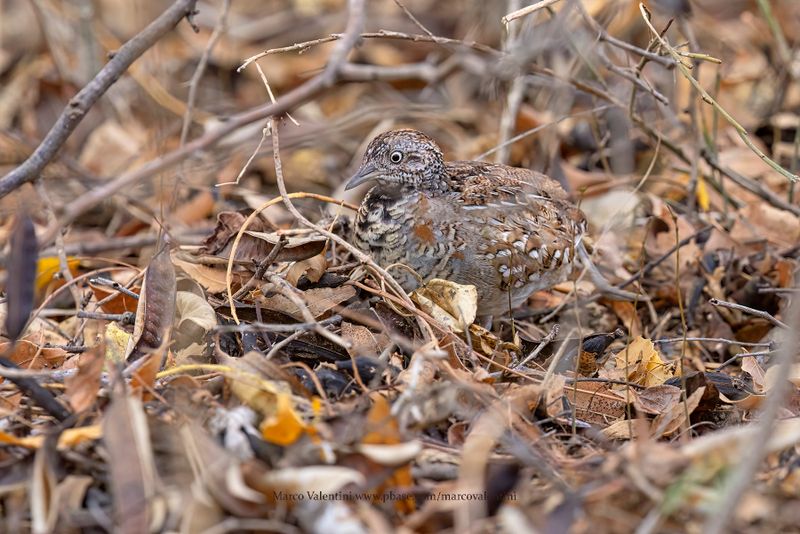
[{"left": 345, "top": 129, "right": 446, "bottom": 192}]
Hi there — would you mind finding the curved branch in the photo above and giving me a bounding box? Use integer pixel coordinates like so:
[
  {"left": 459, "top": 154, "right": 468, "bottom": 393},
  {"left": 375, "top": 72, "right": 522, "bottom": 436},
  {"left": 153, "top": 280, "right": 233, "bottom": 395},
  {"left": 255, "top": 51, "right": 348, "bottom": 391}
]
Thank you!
[{"left": 0, "top": 0, "right": 200, "bottom": 199}]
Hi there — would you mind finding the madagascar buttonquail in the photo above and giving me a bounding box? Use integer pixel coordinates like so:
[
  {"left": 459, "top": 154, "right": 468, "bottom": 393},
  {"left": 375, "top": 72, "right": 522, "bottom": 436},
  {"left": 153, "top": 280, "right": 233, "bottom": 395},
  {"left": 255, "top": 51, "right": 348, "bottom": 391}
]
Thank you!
[{"left": 345, "top": 129, "right": 588, "bottom": 316}]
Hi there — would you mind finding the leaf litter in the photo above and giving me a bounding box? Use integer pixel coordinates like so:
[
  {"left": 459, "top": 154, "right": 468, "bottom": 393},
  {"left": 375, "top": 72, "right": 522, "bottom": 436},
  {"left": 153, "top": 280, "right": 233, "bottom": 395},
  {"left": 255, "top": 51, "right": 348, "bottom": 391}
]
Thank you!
[{"left": 1, "top": 0, "right": 800, "bottom": 532}]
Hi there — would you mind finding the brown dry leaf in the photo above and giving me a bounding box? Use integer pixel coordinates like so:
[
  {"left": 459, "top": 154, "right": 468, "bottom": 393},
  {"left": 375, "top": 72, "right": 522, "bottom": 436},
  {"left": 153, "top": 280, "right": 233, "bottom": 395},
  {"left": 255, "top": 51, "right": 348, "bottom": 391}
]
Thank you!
[
  {"left": 199, "top": 211, "right": 275, "bottom": 258},
  {"left": 170, "top": 190, "right": 216, "bottom": 226},
  {"left": 607, "top": 301, "right": 642, "bottom": 338},
  {"left": 411, "top": 279, "right": 477, "bottom": 333},
  {"left": 285, "top": 252, "right": 327, "bottom": 286},
  {"left": 341, "top": 321, "right": 384, "bottom": 357},
  {"left": 601, "top": 419, "right": 642, "bottom": 440},
  {"left": 645, "top": 199, "right": 701, "bottom": 273},
  {"left": 244, "top": 231, "right": 329, "bottom": 263},
  {"left": 730, "top": 203, "right": 800, "bottom": 249},
  {"left": 172, "top": 253, "right": 234, "bottom": 293},
  {"left": 614, "top": 336, "right": 675, "bottom": 387},
  {"left": 78, "top": 120, "right": 146, "bottom": 176},
  {"left": 90, "top": 282, "right": 140, "bottom": 315},
  {"left": 259, "top": 285, "right": 355, "bottom": 320},
  {"left": 103, "top": 388, "right": 159, "bottom": 534},
  {"left": 765, "top": 364, "right": 800, "bottom": 390},
  {"left": 653, "top": 386, "right": 706, "bottom": 438},
  {"left": 741, "top": 357, "right": 767, "bottom": 394},
  {"left": 0, "top": 339, "right": 67, "bottom": 370},
  {"left": 130, "top": 352, "right": 162, "bottom": 401},
  {"left": 630, "top": 384, "right": 682, "bottom": 415},
  {"left": 564, "top": 381, "right": 627, "bottom": 425},
  {"left": 64, "top": 346, "right": 105, "bottom": 413}
]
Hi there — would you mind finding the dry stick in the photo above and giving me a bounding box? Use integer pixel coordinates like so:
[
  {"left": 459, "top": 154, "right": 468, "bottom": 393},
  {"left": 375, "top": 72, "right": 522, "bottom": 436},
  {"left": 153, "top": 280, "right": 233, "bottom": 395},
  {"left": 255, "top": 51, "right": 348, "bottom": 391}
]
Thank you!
[
  {"left": 616, "top": 225, "right": 712, "bottom": 290},
  {"left": 0, "top": 0, "right": 200, "bottom": 198},
  {"left": 392, "top": 0, "right": 436, "bottom": 38},
  {"left": 639, "top": 3, "right": 798, "bottom": 183},
  {"left": 709, "top": 298, "right": 788, "bottom": 329},
  {"left": 223, "top": 192, "right": 356, "bottom": 324},
  {"left": 266, "top": 274, "right": 350, "bottom": 348},
  {"left": 239, "top": 30, "right": 501, "bottom": 71},
  {"left": 705, "top": 278, "right": 800, "bottom": 534},
  {"left": 0, "top": 354, "right": 72, "bottom": 422},
  {"left": 575, "top": 3, "right": 673, "bottom": 68},
  {"left": 180, "top": 0, "right": 230, "bottom": 147},
  {"left": 231, "top": 237, "right": 286, "bottom": 300},
  {"left": 502, "top": 0, "right": 563, "bottom": 25},
  {"left": 497, "top": 0, "right": 526, "bottom": 165}
]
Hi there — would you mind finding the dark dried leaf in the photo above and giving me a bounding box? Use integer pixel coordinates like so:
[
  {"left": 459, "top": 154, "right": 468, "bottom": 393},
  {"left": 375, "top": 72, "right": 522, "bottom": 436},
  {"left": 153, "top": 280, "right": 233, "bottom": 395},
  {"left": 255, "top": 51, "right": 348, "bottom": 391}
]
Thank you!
[{"left": 4, "top": 212, "right": 37, "bottom": 341}]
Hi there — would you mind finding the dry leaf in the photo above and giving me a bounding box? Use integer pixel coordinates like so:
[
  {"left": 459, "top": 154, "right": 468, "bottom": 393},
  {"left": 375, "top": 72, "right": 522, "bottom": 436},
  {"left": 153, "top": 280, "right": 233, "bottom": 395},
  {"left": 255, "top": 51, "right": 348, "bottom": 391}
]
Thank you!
[
  {"left": 411, "top": 279, "right": 477, "bottom": 333},
  {"left": 614, "top": 336, "right": 675, "bottom": 387}
]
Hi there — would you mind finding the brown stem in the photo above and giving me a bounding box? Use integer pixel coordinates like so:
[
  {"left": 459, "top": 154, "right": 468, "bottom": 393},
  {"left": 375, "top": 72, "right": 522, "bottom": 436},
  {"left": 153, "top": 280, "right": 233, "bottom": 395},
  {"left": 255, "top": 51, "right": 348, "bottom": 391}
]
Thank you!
[{"left": 0, "top": 0, "right": 200, "bottom": 198}]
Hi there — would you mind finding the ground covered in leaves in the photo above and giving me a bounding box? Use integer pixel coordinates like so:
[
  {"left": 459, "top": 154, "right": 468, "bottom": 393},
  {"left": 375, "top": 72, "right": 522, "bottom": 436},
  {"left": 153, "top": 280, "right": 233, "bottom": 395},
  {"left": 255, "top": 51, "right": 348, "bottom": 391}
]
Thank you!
[{"left": 1, "top": 0, "right": 800, "bottom": 532}]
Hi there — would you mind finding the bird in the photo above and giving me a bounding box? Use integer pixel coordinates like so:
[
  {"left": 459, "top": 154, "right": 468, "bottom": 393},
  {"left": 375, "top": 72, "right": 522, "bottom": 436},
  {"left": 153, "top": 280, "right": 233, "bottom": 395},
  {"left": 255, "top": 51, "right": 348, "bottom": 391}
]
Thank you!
[{"left": 344, "top": 129, "right": 621, "bottom": 317}]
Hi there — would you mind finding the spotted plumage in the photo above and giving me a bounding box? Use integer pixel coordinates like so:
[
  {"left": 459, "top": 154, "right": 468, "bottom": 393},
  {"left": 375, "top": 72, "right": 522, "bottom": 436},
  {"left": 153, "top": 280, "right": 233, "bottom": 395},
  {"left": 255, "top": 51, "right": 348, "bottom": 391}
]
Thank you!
[{"left": 346, "top": 129, "right": 587, "bottom": 315}]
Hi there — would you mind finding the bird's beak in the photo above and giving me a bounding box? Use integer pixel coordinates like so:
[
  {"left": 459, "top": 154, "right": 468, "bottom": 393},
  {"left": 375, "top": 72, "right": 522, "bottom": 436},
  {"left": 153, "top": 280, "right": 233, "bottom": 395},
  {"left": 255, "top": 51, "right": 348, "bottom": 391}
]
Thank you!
[{"left": 344, "top": 162, "right": 381, "bottom": 190}]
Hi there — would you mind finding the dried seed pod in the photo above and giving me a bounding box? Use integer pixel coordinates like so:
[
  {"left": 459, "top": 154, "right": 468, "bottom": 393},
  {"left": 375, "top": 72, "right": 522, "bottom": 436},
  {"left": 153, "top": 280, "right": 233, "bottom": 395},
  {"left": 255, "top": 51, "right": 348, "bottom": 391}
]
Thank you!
[
  {"left": 4, "top": 213, "right": 37, "bottom": 341},
  {"left": 126, "top": 244, "right": 177, "bottom": 362}
]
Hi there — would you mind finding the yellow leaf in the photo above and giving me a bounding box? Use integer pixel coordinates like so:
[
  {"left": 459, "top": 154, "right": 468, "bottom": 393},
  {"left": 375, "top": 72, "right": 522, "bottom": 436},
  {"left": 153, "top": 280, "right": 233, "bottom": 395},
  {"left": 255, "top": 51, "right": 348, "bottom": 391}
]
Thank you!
[
  {"left": 614, "top": 336, "right": 674, "bottom": 387},
  {"left": 0, "top": 425, "right": 102, "bottom": 449},
  {"left": 696, "top": 177, "right": 710, "bottom": 211},
  {"left": 36, "top": 256, "right": 80, "bottom": 293},
  {"left": 104, "top": 322, "right": 131, "bottom": 363},
  {"left": 260, "top": 393, "right": 307, "bottom": 446}
]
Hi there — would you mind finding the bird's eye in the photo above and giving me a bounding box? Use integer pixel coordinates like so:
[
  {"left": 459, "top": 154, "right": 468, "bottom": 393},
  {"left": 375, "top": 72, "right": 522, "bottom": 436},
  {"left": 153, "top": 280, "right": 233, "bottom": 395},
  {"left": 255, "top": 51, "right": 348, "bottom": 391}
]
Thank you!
[{"left": 390, "top": 151, "right": 403, "bottom": 163}]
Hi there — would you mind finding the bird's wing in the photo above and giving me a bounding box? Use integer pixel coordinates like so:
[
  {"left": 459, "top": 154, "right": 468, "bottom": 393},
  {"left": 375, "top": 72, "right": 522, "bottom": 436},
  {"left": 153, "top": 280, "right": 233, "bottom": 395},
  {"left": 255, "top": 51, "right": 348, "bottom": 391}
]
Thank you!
[{"left": 444, "top": 161, "right": 586, "bottom": 289}]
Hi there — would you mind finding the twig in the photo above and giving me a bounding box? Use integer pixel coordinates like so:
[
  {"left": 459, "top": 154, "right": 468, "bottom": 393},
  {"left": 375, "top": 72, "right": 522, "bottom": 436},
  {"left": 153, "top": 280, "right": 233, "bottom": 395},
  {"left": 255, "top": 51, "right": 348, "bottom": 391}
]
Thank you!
[
  {"left": 76, "top": 310, "right": 137, "bottom": 325},
  {"left": 502, "top": 0, "right": 563, "bottom": 25},
  {"left": 231, "top": 236, "right": 286, "bottom": 300},
  {"left": 213, "top": 315, "right": 341, "bottom": 334},
  {"left": 238, "top": 30, "right": 500, "bottom": 71},
  {"left": 392, "top": 0, "right": 435, "bottom": 38},
  {"left": 515, "top": 323, "right": 559, "bottom": 369},
  {"left": 705, "top": 275, "right": 800, "bottom": 533},
  {"left": 575, "top": 3, "right": 673, "bottom": 68},
  {"left": 639, "top": 3, "right": 798, "bottom": 183},
  {"left": 27, "top": 229, "right": 208, "bottom": 260},
  {"left": 716, "top": 350, "right": 776, "bottom": 371},
  {"left": 617, "top": 225, "right": 712, "bottom": 289},
  {"left": 180, "top": 0, "right": 230, "bottom": 147},
  {"left": 88, "top": 278, "right": 140, "bottom": 300},
  {"left": 0, "top": 348, "right": 71, "bottom": 422},
  {"left": 321, "top": 0, "right": 366, "bottom": 86},
  {"left": 709, "top": 298, "right": 788, "bottom": 329},
  {"left": 0, "top": 0, "right": 200, "bottom": 198},
  {"left": 653, "top": 337, "right": 772, "bottom": 348},
  {"left": 266, "top": 274, "right": 350, "bottom": 349}
]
